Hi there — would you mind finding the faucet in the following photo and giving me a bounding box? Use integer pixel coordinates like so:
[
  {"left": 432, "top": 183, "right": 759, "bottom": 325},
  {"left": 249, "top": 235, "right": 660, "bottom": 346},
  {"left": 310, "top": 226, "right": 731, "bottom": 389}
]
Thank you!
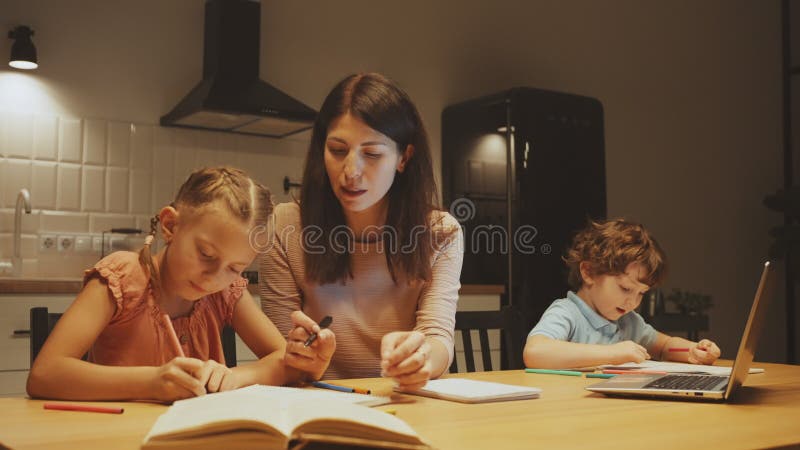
[{"left": 12, "top": 188, "right": 32, "bottom": 276}]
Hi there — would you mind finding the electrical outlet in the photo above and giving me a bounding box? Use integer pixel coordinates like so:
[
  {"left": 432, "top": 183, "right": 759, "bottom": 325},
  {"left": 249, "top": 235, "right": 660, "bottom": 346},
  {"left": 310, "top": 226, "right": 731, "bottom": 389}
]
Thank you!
[
  {"left": 39, "top": 234, "right": 57, "bottom": 252},
  {"left": 57, "top": 235, "right": 75, "bottom": 252},
  {"left": 74, "top": 235, "right": 91, "bottom": 253}
]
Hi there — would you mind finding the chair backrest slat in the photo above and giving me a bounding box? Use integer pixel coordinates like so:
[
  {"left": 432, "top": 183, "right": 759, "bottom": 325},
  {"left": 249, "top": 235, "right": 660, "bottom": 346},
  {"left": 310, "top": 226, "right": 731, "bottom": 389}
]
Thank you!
[
  {"left": 462, "top": 329, "right": 476, "bottom": 372},
  {"left": 450, "top": 306, "right": 523, "bottom": 373}
]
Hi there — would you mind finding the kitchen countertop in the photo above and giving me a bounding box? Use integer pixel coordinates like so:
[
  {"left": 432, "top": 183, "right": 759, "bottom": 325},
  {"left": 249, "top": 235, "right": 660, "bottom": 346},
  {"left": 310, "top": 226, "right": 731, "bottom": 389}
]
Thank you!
[{"left": 0, "top": 278, "right": 505, "bottom": 296}]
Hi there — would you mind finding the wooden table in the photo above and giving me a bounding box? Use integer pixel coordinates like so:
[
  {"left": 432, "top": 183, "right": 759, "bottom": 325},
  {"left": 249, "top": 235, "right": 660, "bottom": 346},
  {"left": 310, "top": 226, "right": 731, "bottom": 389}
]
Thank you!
[{"left": 2, "top": 361, "right": 799, "bottom": 450}]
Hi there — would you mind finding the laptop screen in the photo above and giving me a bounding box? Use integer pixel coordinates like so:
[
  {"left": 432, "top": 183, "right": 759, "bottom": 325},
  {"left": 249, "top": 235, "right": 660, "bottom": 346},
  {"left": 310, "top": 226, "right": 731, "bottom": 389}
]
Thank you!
[{"left": 723, "top": 261, "right": 776, "bottom": 399}]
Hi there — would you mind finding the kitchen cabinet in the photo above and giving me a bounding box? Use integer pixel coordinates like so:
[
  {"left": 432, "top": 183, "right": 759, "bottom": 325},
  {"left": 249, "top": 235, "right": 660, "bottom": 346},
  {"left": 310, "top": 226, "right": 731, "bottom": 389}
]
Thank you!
[{"left": 0, "top": 294, "right": 74, "bottom": 396}]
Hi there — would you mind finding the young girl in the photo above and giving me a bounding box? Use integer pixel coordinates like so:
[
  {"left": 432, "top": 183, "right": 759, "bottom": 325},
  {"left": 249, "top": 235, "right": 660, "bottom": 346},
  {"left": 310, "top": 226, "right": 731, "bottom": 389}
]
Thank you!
[
  {"left": 27, "top": 167, "right": 333, "bottom": 402},
  {"left": 523, "top": 218, "right": 721, "bottom": 369},
  {"left": 260, "top": 73, "right": 464, "bottom": 390}
]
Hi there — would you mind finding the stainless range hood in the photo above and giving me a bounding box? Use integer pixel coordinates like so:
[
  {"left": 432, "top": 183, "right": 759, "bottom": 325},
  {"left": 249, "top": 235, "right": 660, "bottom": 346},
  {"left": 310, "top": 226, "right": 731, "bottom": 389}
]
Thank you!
[{"left": 160, "top": 0, "right": 317, "bottom": 138}]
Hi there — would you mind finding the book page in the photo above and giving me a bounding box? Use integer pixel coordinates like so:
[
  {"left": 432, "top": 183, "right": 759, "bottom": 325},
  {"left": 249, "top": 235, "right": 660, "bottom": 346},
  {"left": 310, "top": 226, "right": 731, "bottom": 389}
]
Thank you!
[
  {"left": 144, "top": 385, "right": 391, "bottom": 443},
  {"left": 599, "top": 361, "right": 764, "bottom": 375},
  {"left": 287, "top": 401, "right": 424, "bottom": 445}
]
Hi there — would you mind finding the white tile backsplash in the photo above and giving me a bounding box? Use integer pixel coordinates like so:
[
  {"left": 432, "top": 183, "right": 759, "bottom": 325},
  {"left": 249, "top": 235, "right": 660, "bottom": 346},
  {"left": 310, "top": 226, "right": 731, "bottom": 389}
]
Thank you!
[
  {"left": 57, "top": 163, "right": 81, "bottom": 210},
  {"left": 0, "top": 111, "right": 305, "bottom": 277},
  {"left": 130, "top": 169, "right": 152, "bottom": 214},
  {"left": 1, "top": 159, "right": 32, "bottom": 207},
  {"left": 173, "top": 146, "right": 198, "bottom": 191},
  {"left": 32, "top": 161, "right": 57, "bottom": 210},
  {"left": 81, "top": 166, "right": 105, "bottom": 211},
  {"left": 3, "top": 113, "right": 33, "bottom": 159},
  {"left": 0, "top": 234, "right": 37, "bottom": 258},
  {"left": 196, "top": 148, "right": 230, "bottom": 168},
  {"left": 89, "top": 213, "right": 136, "bottom": 233},
  {"left": 152, "top": 135, "right": 175, "bottom": 208},
  {"left": 106, "top": 167, "right": 129, "bottom": 213},
  {"left": 40, "top": 211, "right": 89, "bottom": 233},
  {"left": 83, "top": 119, "right": 107, "bottom": 165},
  {"left": 33, "top": 115, "right": 58, "bottom": 161},
  {"left": 58, "top": 118, "right": 82, "bottom": 162},
  {"left": 131, "top": 124, "right": 154, "bottom": 170},
  {"left": 107, "top": 121, "right": 131, "bottom": 168},
  {"left": 0, "top": 210, "right": 40, "bottom": 234}
]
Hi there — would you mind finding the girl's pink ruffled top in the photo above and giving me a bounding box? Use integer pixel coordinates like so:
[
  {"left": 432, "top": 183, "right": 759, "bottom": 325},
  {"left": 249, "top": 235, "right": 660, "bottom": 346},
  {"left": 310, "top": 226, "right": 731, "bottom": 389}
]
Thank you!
[{"left": 84, "top": 251, "right": 245, "bottom": 366}]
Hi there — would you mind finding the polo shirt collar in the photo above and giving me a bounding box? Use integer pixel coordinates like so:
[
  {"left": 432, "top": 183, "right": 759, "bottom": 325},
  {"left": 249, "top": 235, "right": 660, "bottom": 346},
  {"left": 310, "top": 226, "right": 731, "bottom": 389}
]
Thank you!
[{"left": 567, "top": 291, "right": 618, "bottom": 332}]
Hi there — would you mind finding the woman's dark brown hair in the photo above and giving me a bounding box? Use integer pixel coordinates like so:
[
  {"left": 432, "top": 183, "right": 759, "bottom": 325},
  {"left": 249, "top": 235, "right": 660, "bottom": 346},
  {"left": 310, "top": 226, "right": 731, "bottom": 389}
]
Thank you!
[
  {"left": 564, "top": 218, "right": 668, "bottom": 290},
  {"left": 300, "top": 73, "right": 445, "bottom": 284}
]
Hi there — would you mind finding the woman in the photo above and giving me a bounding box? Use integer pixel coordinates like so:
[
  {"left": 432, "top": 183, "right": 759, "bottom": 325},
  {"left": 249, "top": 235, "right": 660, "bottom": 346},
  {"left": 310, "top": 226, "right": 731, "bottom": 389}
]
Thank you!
[{"left": 260, "top": 73, "right": 463, "bottom": 390}]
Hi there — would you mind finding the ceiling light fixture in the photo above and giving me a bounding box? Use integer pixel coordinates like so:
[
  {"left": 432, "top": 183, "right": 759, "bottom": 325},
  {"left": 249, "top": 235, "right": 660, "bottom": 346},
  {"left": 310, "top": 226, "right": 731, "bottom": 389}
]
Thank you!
[{"left": 8, "top": 26, "right": 38, "bottom": 70}]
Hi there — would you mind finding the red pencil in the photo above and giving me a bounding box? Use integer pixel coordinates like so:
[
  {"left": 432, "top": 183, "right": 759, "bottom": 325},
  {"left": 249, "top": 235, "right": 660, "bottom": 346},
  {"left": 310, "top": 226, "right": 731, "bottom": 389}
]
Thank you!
[
  {"left": 602, "top": 369, "right": 668, "bottom": 375},
  {"left": 44, "top": 402, "right": 124, "bottom": 414},
  {"left": 668, "top": 347, "right": 690, "bottom": 352}
]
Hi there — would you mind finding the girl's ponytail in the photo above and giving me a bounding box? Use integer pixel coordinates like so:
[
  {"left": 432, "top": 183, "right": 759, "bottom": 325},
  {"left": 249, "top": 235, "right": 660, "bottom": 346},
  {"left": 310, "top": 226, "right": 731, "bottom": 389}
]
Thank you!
[{"left": 138, "top": 215, "right": 161, "bottom": 293}]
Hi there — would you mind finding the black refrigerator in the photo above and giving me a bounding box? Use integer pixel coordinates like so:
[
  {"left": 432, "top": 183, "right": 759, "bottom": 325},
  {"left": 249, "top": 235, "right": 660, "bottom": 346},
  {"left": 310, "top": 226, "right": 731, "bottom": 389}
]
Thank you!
[{"left": 442, "top": 87, "right": 607, "bottom": 334}]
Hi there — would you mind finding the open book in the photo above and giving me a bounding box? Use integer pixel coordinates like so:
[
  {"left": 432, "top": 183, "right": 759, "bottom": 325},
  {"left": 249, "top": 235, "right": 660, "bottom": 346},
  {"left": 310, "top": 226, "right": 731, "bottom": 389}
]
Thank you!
[
  {"left": 394, "top": 378, "right": 541, "bottom": 404},
  {"left": 142, "top": 385, "right": 430, "bottom": 450},
  {"left": 598, "top": 360, "right": 764, "bottom": 375}
]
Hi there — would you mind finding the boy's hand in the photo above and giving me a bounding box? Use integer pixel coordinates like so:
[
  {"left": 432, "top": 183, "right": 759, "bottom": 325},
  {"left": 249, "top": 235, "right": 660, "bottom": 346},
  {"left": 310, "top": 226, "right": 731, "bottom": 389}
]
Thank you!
[
  {"left": 609, "top": 340, "right": 650, "bottom": 364},
  {"left": 285, "top": 310, "right": 336, "bottom": 380},
  {"left": 151, "top": 357, "right": 207, "bottom": 402},
  {"left": 380, "top": 331, "right": 432, "bottom": 391},
  {"left": 688, "top": 339, "right": 721, "bottom": 365}
]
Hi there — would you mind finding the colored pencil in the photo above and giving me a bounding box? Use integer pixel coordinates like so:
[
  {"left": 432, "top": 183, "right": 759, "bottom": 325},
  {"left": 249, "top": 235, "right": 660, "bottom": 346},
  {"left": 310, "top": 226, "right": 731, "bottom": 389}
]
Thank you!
[{"left": 44, "top": 402, "right": 124, "bottom": 414}]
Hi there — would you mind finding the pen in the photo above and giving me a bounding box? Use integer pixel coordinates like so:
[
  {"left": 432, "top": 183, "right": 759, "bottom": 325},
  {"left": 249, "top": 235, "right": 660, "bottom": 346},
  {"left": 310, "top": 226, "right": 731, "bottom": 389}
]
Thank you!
[
  {"left": 304, "top": 315, "right": 333, "bottom": 347},
  {"left": 525, "top": 368, "right": 583, "bottom": 376},
  {"left": 162, "top": 314, "right": 185, "bottom": 357},
  {"left": 44, "top": 402, "right": 124, "bottom": 414},
  {"left": 668, "top": 347, "right": 690, "bottom": 352},
  {"left": 601, "top": 369, "right": 668, "bottom": 375},
  {"left": 585, "top": 373, "right": 616, "bottom": 379},
  {"left": 311, "top": 380, "right": 371, "bottom": 395}
]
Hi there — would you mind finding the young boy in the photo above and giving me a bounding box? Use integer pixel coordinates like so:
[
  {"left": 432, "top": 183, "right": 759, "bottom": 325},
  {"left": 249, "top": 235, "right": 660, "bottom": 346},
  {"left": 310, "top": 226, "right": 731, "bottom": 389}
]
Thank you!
[{"left": 523, "top": 219, "right": 721, "bottom": 369}]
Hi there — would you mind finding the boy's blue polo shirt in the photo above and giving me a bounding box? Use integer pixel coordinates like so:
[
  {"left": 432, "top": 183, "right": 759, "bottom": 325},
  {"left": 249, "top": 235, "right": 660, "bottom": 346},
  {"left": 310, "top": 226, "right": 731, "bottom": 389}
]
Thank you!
[{"left": 528, "top": 291, "right": 658, "bottom": 348}]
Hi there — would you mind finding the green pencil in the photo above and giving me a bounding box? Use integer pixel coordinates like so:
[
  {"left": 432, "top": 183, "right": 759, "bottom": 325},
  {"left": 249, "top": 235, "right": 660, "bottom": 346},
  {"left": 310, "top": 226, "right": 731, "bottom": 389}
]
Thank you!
[
  {"left": 585, "top": 373, "right": 616, "bottom": 379},
  {"left": 525, "top": 368, "right": 583, "bottom": 376}
]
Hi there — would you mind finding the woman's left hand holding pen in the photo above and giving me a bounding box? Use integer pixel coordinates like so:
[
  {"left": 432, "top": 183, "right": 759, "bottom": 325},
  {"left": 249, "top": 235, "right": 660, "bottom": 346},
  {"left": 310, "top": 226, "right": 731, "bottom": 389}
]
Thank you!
[
  {"left": 380, "top": 331, "right": 432, "bottom": 391},
  {"left": 285, "top": 311, "right": 336, "bottom": 380}
]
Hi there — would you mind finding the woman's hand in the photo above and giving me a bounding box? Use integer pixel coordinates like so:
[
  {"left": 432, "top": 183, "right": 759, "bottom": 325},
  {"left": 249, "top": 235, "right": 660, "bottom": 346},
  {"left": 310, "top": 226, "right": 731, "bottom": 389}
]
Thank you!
[
  {"left": 380, "top": 331, "right": 432, "bottom": 391},
  {"left": 688, "top": 339, "right": 721, "bottom": 365},
  {"left": 150, "top": 357, "right": 207, "bottom": 402},
  {"left": 284, "top": 311, "right": 335, "bottom": 380}
]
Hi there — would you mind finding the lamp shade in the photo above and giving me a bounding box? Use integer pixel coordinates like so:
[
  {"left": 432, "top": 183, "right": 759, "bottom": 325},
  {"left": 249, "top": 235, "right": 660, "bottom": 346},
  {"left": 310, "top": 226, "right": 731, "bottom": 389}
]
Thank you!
[{"left": 8, "top": 26, "right": 38, "bottom": 70}]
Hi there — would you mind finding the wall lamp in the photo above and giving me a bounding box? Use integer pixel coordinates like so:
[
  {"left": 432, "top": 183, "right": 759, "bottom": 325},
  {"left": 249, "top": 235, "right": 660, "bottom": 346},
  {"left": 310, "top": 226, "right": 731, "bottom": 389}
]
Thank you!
[{"left": 8, "top": 25, "right": 38, "bottom": 70}]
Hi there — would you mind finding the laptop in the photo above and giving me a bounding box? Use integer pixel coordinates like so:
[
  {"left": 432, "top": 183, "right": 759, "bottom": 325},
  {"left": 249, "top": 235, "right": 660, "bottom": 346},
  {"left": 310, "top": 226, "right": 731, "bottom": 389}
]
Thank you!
[{"left": 586, "top": 261, "right": 776, "bottom": 401}]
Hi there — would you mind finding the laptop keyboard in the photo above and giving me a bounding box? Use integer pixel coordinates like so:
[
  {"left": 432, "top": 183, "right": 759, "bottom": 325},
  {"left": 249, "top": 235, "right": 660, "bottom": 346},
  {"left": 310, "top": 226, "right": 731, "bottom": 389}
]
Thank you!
[{"left": 643, "top": 375, "right": 727, "bottom": 391}]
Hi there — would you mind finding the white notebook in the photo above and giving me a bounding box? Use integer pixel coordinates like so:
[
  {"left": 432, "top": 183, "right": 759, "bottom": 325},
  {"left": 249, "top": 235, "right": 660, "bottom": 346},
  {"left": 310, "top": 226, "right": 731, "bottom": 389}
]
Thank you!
[
  {"left": 395, "top": 378, "right": 541, "bottom": 403},
  {"left": 598, "top": 361, "right": 764, "bottom": 375}
]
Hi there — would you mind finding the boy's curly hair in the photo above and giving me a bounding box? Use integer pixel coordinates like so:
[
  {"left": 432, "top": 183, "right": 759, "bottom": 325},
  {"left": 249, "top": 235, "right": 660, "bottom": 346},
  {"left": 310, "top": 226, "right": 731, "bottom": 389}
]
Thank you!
[{"left": 564, "top": 218, "right": 667, "bottom": 290}]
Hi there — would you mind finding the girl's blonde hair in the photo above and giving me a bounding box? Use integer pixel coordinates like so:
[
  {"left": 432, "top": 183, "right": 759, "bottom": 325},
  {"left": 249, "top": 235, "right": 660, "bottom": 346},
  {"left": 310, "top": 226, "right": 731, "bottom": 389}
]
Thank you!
[
  {"left": 138, "top": 166, "right": 273, "bottom": 292},
  {"left": 564, "top": 218, "right": 667, "bottom": 290}
]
